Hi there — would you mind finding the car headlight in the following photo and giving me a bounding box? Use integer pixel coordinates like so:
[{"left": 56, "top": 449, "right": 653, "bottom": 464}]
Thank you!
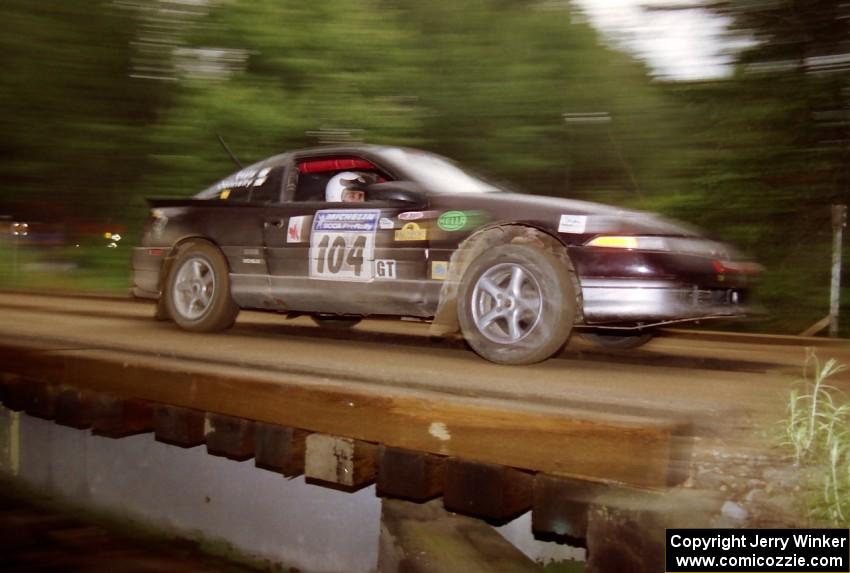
[{"left": 585, "top": 236, "right": 669, "bottom": 251}]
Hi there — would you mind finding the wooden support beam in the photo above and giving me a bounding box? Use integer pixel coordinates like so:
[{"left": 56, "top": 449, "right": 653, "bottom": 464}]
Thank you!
[
  {"left": 154, "top": 404, "right": 206, "bottom": 448},
  {"left": 54, "top": 387, "right": 93, "bottom": 429},
  {"left": 1, "top": 374, "right": 27, "bottom": 412},
  {"left": 532, "top": 474, "right": 606, "bottom": 544},
  {"left": 0, "top": 373, "right": 10, "bottom": 406},
  {"left": 254, "top": 422, "right": 308, "bottom": 477},
  {"left": 378, "top": 498, "right": 540, "bottom": 573},
  {"left": 91, "top": 395, "right": 153, "bottom": 438},
  {"left": 443, "top": 458, "right": 533, "bottom": 523},
  {"left": 24, "top": 381, "right": 55, "bottom": 420},
  {"left": 206, "top": 413, "right": 255, "bottom": 461},
  {"left": 377, "top": 446, "right": 445, "bottom": 502},
  {"left": 4, "top": 378, "right": 57, "bottom": 420},
  {"left": 305, "top": 434, "right": 377, "bottom": 490},
  {"left": 585, "top": 506, "right": 663, "bottom": 573}
]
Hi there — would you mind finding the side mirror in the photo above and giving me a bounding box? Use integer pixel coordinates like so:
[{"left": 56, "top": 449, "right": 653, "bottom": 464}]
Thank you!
[{"left": 365, "top": 181, "right": 427, "bottom": 207}]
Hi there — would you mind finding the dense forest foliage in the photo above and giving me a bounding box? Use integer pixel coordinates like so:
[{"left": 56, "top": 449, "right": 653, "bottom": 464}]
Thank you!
[{"left": 0, "top": 0, "right": 846, "bottom": 334}]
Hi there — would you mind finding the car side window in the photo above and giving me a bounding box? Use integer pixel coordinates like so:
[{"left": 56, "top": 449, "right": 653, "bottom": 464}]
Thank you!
[
  {"left": 293, "top": 157, "right": 388, "bottom": 202},
  {"left": 249, "top": 166, "right": 284, "bottom": 203},
  {"left": 293, "top": 171, "right": 335, "bottom": 202}
]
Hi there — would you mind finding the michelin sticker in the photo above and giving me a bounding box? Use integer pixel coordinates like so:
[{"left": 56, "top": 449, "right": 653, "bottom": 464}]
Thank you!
[
  {"left": 558, "top": 214, "right": 587, "bottom": 234},
  {"left": 310, "top": 210, "right": 380, "bottom": 281}
]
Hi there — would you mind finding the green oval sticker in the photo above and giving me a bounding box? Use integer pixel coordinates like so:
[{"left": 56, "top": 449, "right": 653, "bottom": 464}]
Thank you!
[{"left": 438, "top": 211, "right": 468, "bottom": 231}]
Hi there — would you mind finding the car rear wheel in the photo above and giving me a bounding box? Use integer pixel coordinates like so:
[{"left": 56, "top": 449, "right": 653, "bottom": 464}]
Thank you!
[
  {"left": 581, "top": 330, "right": 654, "bottom": 349},
  {"left": 165, "top": 242, "right": 239, "bottom": 332},
  {"left": 457, "top": 243, "right": 576, "bottom": 365}
]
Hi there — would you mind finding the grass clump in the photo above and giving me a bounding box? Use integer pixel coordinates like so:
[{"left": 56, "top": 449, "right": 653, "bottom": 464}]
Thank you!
[{"left": 784, "top": 349, "right": 849, "bottom": 524}]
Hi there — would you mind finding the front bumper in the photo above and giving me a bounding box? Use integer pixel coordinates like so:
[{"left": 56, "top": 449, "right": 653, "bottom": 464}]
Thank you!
[{"left": 580, "top": 279, "right": 755, "bottom": 325}]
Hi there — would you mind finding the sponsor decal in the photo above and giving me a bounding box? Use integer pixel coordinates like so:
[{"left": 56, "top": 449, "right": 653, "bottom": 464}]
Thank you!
[
  {"left": 242, "top": 258, "right": 263, "bottom": 264},
  {"left": 399, "top": 211, "right": 425, "bottom": 221},
  {"left": 287, "top": 215, "right": 308, "bottom": 243},
  {"left": 431, "top": 260, "right": 449, "bottom": 280},
  {"left": 310, "top": 209, "right": 381, "bottom": 281},
  {"left": 253, "top": 167, "right": 271, "bottom": 187},
  {"left": 558, "top": 214, "right": 587, "bottom": 234},
  {"left": 437, "top": 210, "right": 468, "bottom": 232},
  {"left": 219, "top": 189, "right": 231, "bottom": 200},
  {"left": 375, "top": 259, "right": 397, "bottom": 279},
  {"left": 395, "top": 222, "right": 427, "bottom": 241},
  {"left": 379, "top": 217, "right": 394, "bottom": 230},
  {"left": 215, "top": 165, "right": 261, "bottom": 191},
  {"left": 314, "top": 210, "right": 379, "bottom": 233},
  {"left": 243, "top": 248, "right": 261, "bottom": 256}
]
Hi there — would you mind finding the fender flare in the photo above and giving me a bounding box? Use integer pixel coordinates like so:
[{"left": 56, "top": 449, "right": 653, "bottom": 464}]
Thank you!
[{"left": 429, "top": 223, "right": 583, "bottom": 336}]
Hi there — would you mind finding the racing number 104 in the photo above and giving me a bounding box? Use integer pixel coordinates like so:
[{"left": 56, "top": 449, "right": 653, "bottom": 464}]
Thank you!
[{"left": 316, "top": 234, "right": 366, "bottom": 276}]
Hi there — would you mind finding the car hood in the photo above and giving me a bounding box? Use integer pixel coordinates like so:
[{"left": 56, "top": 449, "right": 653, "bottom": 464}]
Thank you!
[{"left": 430, "top": 191, "right": 702, "bottom": 237}]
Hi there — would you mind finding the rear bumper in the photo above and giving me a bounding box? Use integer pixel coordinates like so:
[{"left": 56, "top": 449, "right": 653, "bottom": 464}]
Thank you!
[{"left": 580, "top": 279, "right": 756, "bottom": 325}]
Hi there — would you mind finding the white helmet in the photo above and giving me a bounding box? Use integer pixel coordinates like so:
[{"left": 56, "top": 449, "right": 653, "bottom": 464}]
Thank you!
[{"left": 325, "top": 171, "right": 366, "bottom": 202}]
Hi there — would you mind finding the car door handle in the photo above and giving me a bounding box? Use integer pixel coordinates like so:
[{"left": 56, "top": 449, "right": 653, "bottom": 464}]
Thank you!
[{"left": 264, "top": 219, "right": 285, "bottom": 229}]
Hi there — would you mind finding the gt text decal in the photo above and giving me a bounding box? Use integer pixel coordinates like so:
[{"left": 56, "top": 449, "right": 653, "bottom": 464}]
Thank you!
[
  {"left": 310, "top": 210, "right": 380, "bottom": 281},
  {"left": 375, "top": 259, "right": 397, "bottom": 279}
]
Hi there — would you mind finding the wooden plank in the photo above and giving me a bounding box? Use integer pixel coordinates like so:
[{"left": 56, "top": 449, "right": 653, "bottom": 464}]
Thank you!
[
  {"left": 90, "top": 395, "right": 153, "bottom": 438},
  {"left": 304, "top": 434, "right": 377, "bottom": 490},
  {"left": 205, "top": 413, "right": 254, "bottom": 461},
  {"left": 378, "top": 498, "right": 540, "bottom": 573},
  {"left": 377, "top": 446, "right": 445, "bottom": 502},
  {"left": 254, "top": 422, "right": 308, "bottom": 477},
  {"left": 0, "top": 340, "right": 689, "bottom": 488},
  {"left": 54, "top": 387, "right": 93, "bottom": 429},
  {"left": 154, "top": 405, "right": 206, "bottom": 448},
  {"left": 443, "top": 458, "right": 533, "bottom": 523}
]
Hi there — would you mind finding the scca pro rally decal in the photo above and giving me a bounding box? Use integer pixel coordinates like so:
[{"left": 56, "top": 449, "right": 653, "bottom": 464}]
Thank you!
[{"left": 310, "top": 210, "right": 380, "bottom": 281}]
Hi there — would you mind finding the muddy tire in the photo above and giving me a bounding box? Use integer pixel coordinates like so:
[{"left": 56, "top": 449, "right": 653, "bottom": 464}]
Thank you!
[
  {"left": 581, "top": 330, "right": 653, "bottom": 350},
  {"left": 457, "top": 243, "right": 576, "bottom": 365},
  {"left": 165, "top": 242, "right": 239, "bottom": 332}
]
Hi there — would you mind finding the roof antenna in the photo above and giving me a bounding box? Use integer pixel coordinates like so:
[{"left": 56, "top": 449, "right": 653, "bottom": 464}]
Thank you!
[{"left": 217, "top": 134, "right": 244, "bottom": 169}]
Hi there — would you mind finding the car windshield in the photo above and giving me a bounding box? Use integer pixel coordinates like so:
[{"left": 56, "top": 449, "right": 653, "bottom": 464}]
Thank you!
[{"left": 375, "top": 148, "right": 501, "bottom": 194}]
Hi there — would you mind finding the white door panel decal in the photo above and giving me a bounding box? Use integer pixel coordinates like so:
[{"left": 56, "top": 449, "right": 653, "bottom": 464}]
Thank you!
[{"left": 310, "top": 209, "right": 380, "bottom": 281}]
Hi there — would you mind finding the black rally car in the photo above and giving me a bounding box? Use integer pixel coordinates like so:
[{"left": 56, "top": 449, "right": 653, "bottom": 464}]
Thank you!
[{"left": 133, "top": 145, "right": 760, "bottom": 365}]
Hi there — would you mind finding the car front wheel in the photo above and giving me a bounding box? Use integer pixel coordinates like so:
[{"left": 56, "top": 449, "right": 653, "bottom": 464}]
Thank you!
[
  {"left": 457, "top": 243, "right": 576, "bottom": 365},
  {"left": 165, "top": 242, "right": 239, "bottom": 332}
]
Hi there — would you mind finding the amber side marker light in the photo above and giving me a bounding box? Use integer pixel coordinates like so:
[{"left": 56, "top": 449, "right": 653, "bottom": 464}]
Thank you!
[{"left": 586, "top": 236, "right": 668, "bottom": 250}]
